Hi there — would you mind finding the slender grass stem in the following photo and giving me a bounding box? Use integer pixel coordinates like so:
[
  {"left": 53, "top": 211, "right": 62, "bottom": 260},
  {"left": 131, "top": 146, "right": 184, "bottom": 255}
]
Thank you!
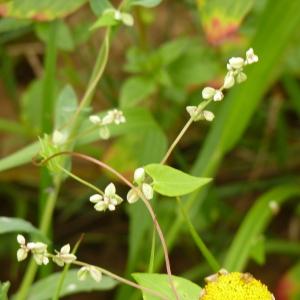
[
  {"left": 148, "top": 228, "right": 156, "bottom": 273},
  {"left": 176, "top": 197, "right": 220, "bottom": 272}
]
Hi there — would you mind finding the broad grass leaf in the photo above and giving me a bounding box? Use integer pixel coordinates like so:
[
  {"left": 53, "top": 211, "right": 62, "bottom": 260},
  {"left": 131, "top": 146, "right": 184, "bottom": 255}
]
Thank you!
[
  {"left": 25, "top": 270, "right": 116, "bottom": 300},
  {"left": 127, "top": 0, "right": 162, "bottom": 8},
  {"left": 144, "top": 164, "right": 211, "bottom": 197},
  {"left": 89, "top": 0, "right": 113, "bottom": 16},
  {"left": 120, "top": 76, "right": 156, "bottom": 108},
  {"left": 132, "top": 273, "right": 201, "bottom": 300},
  {"left": 0, "top": 0, "right": 87, "bottom": 21},
  {"left": 0, "top": 216, "right": 47, "bottom": 242}
]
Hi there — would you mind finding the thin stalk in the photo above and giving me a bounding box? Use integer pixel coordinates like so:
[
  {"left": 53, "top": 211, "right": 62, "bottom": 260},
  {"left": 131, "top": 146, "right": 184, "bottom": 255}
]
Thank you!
[
  {"left": 40, "top": 151, "right": 179, "bottom": 300},
  {"left": 161, "top": 99, "right": 212, "bottom": 164},
  {"left": 52, "top": 235, "right": 84, "bottom": 300},
  {"left": 176, "top": 197, "right": 220, "bottom": 272},
  {"left": 148, "top": 228, "right": 156, "bottom": 273},
  {"left": 58, "top": 165, "right": 104, "bottom": 196}
]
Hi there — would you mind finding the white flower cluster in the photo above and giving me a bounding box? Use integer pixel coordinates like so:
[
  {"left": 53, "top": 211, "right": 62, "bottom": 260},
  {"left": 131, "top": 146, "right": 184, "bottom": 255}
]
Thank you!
[
  {"left": 89, "top": 183, "right": 123, "bottom": 212},
  {"left": 187, "top": 48, "right": 258, "bottom": 123},
  {"left": 104, "top": 8, "right": 134, "bottom": 27},
  {"left": 126, "top": 168, "right": 154, "bottom": 204},
  {"left": 17, "top": 235, "right": 76, "bottom": 267},
  {"left": 89, "top": 109, "right": 126, "bottom": 140}
]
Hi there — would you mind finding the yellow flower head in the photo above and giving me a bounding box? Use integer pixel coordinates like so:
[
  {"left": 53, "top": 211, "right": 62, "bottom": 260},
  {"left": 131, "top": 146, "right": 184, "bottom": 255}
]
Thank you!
[{"left": 200, "top": 270, "right": 274, "bottom": 300}]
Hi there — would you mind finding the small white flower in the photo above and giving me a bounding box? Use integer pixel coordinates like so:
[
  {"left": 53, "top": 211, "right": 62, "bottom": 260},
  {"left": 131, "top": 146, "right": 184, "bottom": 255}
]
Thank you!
[
  {"left": 53, "top": 244, "right": 77, "bottom": 267},
  {"left": 213, "top": 90, "right": 224, "bottom": 101},
  {"left": 228, "top": 57, "right": 245, "bottom": 69},
  {"left": 245, "top": 48, "right": 258, "bottom": 64},
  {"left": 99, "top": 126, "right": 110, "bottom": 140},
  {"left": 27, "top": 242, "right": 49, "bottom": 265},
  {"left": 114, "top": 10, "right": 122, "bottom": 20},
  {"left": 202, "top": 87, "right": 216, "bottom": 99},
  {"left": 77, "top": 266, "right": 102, "bottom": 282},
  {"left": 127, "top": 188, "right": 140, "bottom": 204},
  {"left": 121, "top": 13, "right": 134, "bottom": 26},
  {"left": 223, "top": 72, "right": 235, "bottom": 89},
  {"left": 236, "top": 72, "right": 247, "bottom": 83},
  {"left": 134, "top": 168, "right": 145, "bottom": 184},
  {"left": 202, "top": 110, "right": 215, "bottom": 121},
  {"left": 102, "top": 109, "right": 126, "bottom": 125},
  {"left": 17, "top": 234, "right": 29, "bottom": 262},
  {"left": 142, "top": 183, "right": 153, "bottom": 200},
  {"left": 89, "top": 115, "right": 101, "bottom": 125},
  {"left": 52, "top": 130, "right": 67, "bottom": 146},
  {"left": 90, "top": 183, "right": 123, "bottom": 212}
]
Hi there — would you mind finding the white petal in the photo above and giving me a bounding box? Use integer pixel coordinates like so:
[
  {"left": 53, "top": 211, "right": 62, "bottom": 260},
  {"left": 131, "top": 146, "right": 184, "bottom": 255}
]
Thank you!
[
  {"left": 62, "top": 253, "right": 77, "bottom": 264},
  {"left": 17, "top": 248, "right": 28, "bottom": 261},
  {"left": 213, "top": 90, "right": 224, "bottom": 101},
  {"left": 108, "top": 204, "right": 116, "bottom": 211},
  {"left": 134, "top": 168, "right": 145, "bottom": 184},
  {"left": 105, "top": 183, "right": 116, "bottom": 196},
  {"left": 203, "top": 110, "right": 215, "bottom": 122},
  {"left": 52, "top": 130, "right": 67, "bottom": 146},
  {"left": 60, "top": 244, "right": 70, "bottom": 255},
  {"left": 142, "top": 183, "right": 153, "bottom": 200},
  {"left": 53, "top": 256, "right": 64, "bottom": 267},
  {"left": 89, "top": 194, "right": 102, "bottom": 203},
  {"left": 99, "top": 126, "right": 110, "bottom": 140},
  {"left": 223, "top": 72, "right": 235, "bottom": 89},
  {"left": 202, "top": 87, "right": 216, "bottom": 99},
  {"left": 43, "top": 256, "right": 49, "bottom": 265},
  {"left": 77, "top": 267, "right": 88, "bottom": 281},
  {"left": 121, "top": 13, "right": 134, "bottom": 26},
  {"left": 228, "top": 57, "right": 244, "bottom": 69},
  {"left": 94, "top": 201, "right": 107, "bottom": 212},
  {"left": 17, "top": 234, "right": 26, "bottom": 245},
  {"left": 89, "top": 267, "right": 102, "bottom": 282},
  {"left": 127, "top": 189, "right": 139, "bottom": 204},
  {"left": 89, "top": 115, "right": 101, "bottom": 125}
]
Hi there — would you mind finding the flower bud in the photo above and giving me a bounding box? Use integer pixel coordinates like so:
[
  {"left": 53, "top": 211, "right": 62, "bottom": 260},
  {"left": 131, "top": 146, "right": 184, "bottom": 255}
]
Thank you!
[
  {"left": 213, "top": 90, "right": 224, "bottom": 101},
  {"left": 236, "top": 72, "right": 247, "bottom": 83},
  {"left": 202, "top": 87, "right": 216, "bottom": 99},
  {"left": 223, "top": 72, "right": 235, "bottom": 89},
  {"left": 89, "top": 115, "right": 101, "bottom": 125},
  {"left": 127, "top": 188, "right": 140, "bottom": 204},
  {"left": 203, "top": 110, "right": 215, "bottom": 122},
  {"left": 142, "top": 183, "right": 153, "bottom": 200},
  {"left": 246, "top": 48, "right": 258, "bottom": 64},
  {"left": 134, "top": 167, "right": 145, "bottom": 184},
  {"left": 228, "top": 57, "right": 244, "bottom": 69}
]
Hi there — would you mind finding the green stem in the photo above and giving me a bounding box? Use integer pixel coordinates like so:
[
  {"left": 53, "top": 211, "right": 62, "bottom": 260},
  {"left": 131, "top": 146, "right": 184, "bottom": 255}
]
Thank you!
[
  {"left": 176, "top": 197, "right": 220, "bottom": 272},
  {"left": 147, "top": 228, "right": 156, "bottom": 273}
]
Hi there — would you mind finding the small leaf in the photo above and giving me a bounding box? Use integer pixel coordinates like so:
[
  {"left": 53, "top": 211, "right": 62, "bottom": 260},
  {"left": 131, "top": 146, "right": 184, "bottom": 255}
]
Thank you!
[
  {"left": 249, "top": 235, "right": 265, "bottom": 265},
  {"left": 127, "top": 0, "right": 162, "bottom": 8},
  {"left": 90, "top": 10, "right": 119, "bottom": 30},
  {"left": 144, "top": 164, "right": 211, "bottom": 197},
  {"left": 35, "top": 21, "right": 74, "bottom": 51},
  {"left": 55, "top": 85, "right": 78, "bottom": 129},
  {"left": 25, "top": 269, "right": 117, "bottom": 300},
  {"left": 0, "top": 217, "right": 47, "bottom": 242},
  {"left": 120, "top": 76, "right": 156, "bottom": 108},
  {"left": 132, "top": 273, "right": 201, "bottom": 300},
  {"left": 89, "top": 0, "right": 113, "bottom": 16}
]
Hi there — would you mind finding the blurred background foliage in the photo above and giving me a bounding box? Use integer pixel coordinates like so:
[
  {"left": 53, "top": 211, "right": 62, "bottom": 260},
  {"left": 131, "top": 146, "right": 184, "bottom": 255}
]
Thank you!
[{"left": 0, "top": 0, "right": 300, "bottom": 299}]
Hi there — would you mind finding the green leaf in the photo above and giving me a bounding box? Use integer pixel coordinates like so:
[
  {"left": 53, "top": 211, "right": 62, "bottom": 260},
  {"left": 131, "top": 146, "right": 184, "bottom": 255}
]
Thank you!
[
  {"left": 120, "top": 76, "right": 156, "bottom": 108},
  {"left": 224, "top": 184, "right": 300, "bottom": 271},
  {"left": 55, "top": 85, "right": 78, "bottom": 129},
  {"left": 0, "top": 0, "right": 87, "bottom": 21},
  {"left": 249, "top": 236, "right": 266, "bottom": 265},
  {"left": 196, "top": 0, "right": 254, "bottom": 44},
  {"left": 0, "top": 142, "right": 39, "bottom": 172},
  {"left": 0, "top": 281, "right": 10, "bottom": 300},
  {"left": 144, "top": 164, "right": 211, "bottom": 197},
  {"left": 127, "top": 0, "right": 162, "bottom": 8},
  {"left": 0, "top": 216, "right": 47, "bottom": 242},
  {"left": 132, "top": 273, "right": 201, "bottom": 300},
  {"left": 25, "top": 269, "right": 117, "bottom": 300},
  {"left": 35, "top": 21, "right": 74, "bottom": 51},
  {"left": 89, "top": 0, "right": 113, "bottom": 16},
  {"left": 90, "top": 10, "right": 119, "bottom": 30}
]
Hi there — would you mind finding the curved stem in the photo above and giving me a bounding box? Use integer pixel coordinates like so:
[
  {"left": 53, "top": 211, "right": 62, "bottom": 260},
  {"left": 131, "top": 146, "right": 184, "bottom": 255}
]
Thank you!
[
  {"left": 40, "top": 151, "right": 179, "bottom": 300},
  {"left": 161, "top": 99, "right": 212, "bottom": 164}
]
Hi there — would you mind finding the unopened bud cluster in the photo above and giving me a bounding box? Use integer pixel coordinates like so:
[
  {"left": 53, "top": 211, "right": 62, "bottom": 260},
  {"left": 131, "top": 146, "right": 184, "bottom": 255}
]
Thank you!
[
  {"left": 127, "top": 168, "right": 154, "bottom": 204},
  {"left": 104, "top": 8, "right": 134, "bottom": 27},
  {"left": 89, "top": 109, "right": 126, "bottom": 140},
  {"left": 187, "top": 48, "right": 259, "bottom": 123}
]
